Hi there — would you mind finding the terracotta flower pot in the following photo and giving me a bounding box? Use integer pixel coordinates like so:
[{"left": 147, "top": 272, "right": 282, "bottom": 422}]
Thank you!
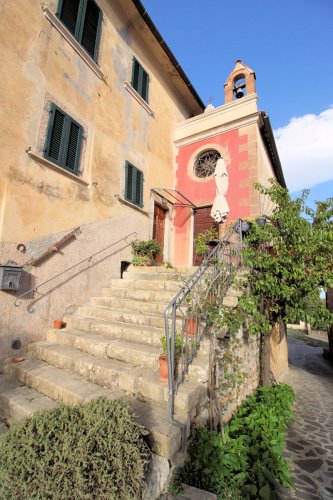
[
  {"left": 185, "top": 318, "right": 197, "bottom": 337},
  {"left": 159, "top": 354, "right": 168, "bottom": 381},
  {"left": 12, "top": 356, "right": 25, "bottom": 363},
  {"left": 53, "top": 320, "right": 64, "bottom": 329}
]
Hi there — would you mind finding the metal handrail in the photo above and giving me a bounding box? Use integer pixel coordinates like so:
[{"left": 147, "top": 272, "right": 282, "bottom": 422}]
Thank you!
[
  {"left": 164, "top": 225, "right": 243, "bottom": 423},
  {"left": 14, "top": 231, "right": 137, "bottom": 310}
]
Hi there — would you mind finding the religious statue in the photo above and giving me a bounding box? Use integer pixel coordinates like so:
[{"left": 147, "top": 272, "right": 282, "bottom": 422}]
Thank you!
[{"left": 210, "top": 158, "right": 230, "bottom": 223}]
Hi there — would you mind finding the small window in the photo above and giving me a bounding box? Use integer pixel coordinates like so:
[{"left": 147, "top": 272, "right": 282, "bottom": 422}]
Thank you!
[
  {"left": 44, "top": 104, "right": 83, "bottom": 174},
  {"left": 125, "top": 161, "right": 143, "bottom": 207},
  {"left": 57, "top": 0, "right": 102, "bottom": 61},
  {"left": 131, "top": 58, "right": 149, "bottom": 102}
]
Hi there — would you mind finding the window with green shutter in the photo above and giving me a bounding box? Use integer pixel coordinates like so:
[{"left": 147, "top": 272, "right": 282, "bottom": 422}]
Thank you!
[
  {"left": 125, "top": 162, "right": 143, "bottom": 208},
  {"left": 131, "top": 58, "right": 150, "bottom": 102},
  {"left": 57, "top": 0, "right": 102, "bottom": 61},
  {"left": 44, "top": 104, "right": 83, "bottom": 175}
]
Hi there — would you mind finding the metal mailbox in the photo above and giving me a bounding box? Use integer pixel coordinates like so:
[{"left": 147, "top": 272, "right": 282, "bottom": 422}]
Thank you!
[{"left": 0, "top": 265, "right": 23, "bottom": 290}]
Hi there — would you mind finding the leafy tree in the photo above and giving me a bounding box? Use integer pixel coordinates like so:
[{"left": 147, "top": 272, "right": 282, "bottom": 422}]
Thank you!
[{"left": 218, "top": 180, "right": 333, "bottom": 385}]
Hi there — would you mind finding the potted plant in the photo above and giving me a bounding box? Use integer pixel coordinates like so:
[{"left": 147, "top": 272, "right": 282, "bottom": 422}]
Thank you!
[
  {"left": 233, "top": 218, "right": 252, "bottom": 235},
  {"left": 53, "top": 320, "right": 65, "bottom": 329},
  {"left": 255, "top": 216, "right": 267, "bottom": 228},
  {"left": 194, "top": 227, "right": 219, "bottom": 257},
  {"left": 159, "top": 335, "right": 183, "bottom": 381},
  {"left": 131, "top": 239, "right": 161, "bottom": 266},
  {"left": 184, "top": 290, "right": 204, "bottom": 337}
]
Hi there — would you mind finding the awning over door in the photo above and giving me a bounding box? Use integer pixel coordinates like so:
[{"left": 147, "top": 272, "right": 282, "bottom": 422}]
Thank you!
[{"left": 151, "top": 188, "right": 196, "bottom": 208}]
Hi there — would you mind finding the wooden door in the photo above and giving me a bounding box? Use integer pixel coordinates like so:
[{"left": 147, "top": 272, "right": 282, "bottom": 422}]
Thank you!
[
  {"left": 153, "top": 204, "right": 166, "bottom": 264},
  {"left": 193, "top": 206, "right": 219, "bottom": 265}
]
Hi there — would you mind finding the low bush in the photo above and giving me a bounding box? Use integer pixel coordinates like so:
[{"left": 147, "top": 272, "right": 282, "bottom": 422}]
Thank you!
[
  {"left": 177, "top": 383, "right": 295, "bottom": 499},
  {"left": 131, "top": 239, "right": 161, "bottom": 258},
  {"left": 0, "top": 397, "right": 150, "bottom": 500}
]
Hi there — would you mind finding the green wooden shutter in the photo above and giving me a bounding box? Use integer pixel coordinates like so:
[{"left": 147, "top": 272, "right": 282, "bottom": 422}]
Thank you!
[
  {"left": 141, "top": 69, "right": 149, "bottom": 102},
  {"left": 44, "top": 103, "right": 82, "bottom": 174},
  {"left": 57, "top": 0, "right": 102, "bottom": 61},
  {"left": 65, "top": 121, "right": 82, "bottom": 172},
  {"left": 45, "top": 105, "right": 66, "bottom": 165},
  {"left": 131, "top": 59, "right": 140, "bottom": 92},
  {"left": 125, "top": 162, "right": 133, "bottom": 202},
  {"left": 125, "top": 162, "right": 143, "bottom": 207},
  {"left": 131, "top": 58, "right": 149, "bottom": 102},
  {"left": 58, "top": 0, "right": 80, "bottom": 36},
  {"left": 80, "top": 0, "right": 102, "bottom": 60},
  {"left": 135, "top": 169, "right": 143, "bottom": 207}
]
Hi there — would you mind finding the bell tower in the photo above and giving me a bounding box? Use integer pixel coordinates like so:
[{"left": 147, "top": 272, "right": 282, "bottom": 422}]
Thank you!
[{"left": 224, "top": 60, "right": 256, "bottom": 104}]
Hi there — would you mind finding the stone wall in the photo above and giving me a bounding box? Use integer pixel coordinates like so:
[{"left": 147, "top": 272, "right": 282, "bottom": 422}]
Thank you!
[{"left": 215, "top": 329, "right": 260, "bottom": 423}]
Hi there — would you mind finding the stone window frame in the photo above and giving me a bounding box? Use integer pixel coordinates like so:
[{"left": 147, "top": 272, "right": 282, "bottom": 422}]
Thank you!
[{"left": 27, "top": 95, "right": 90, "bottom": 186}]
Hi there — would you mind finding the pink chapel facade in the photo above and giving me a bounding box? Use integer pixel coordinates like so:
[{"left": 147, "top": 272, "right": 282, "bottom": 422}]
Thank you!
[{"left": 169, "top": 60, "right": 286, "bottom": 267}]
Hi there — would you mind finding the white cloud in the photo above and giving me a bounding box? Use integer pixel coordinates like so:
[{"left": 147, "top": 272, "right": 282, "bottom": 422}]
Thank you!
[{"left": 274, "top": 107, "right": 333, "bottom": 193}]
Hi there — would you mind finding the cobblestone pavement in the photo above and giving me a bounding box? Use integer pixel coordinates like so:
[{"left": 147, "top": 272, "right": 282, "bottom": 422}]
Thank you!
[{"left": 278, "top": 332, "right": 333, "bottom": 500}]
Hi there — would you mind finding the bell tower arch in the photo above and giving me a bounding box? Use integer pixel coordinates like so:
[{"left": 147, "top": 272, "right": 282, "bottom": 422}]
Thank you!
[{"left": 224, "top": 59, "right": 256, "bottom": 104}]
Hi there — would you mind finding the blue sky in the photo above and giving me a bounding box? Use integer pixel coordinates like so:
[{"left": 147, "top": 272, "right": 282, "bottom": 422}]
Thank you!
[{"left": 142, "top": 0, "right": 333, "bottom": 204}]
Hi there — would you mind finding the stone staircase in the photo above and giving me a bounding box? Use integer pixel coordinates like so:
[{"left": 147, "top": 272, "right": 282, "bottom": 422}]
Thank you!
[{"left": 0, "top": 266, "right": 210, "bottom": 464}]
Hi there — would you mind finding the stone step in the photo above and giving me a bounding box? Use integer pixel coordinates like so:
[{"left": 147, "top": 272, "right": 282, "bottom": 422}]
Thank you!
[
  {"left": 22, "top": 342, "right": 206, "bottom": 415},
  {"left": 123, "top": 270, "right": 190, "bottom": 282},
  {"left": 3, "top": 361, "right": 182, "bottom": 459},
  {"left": 188, "top": 357, "right": 210, "bottom": 384},
  {"left": 64, "top": 316, "right": 164, "bottom": 347},
  {"left": 0, "top": 384, "right": 57, "bottom": 423},
  {"left": 46, "top": 329, "right": 161, "bottom": 368},
  {"left": 125, "top": 266, "right": 197, "bottom": 274},
  {"left": 111, "top": 278, "right": 181, "bottom": 292},
  {"left": 91, "top": 296, "right": 167, "bottom": 315},
  {"left": 78, "top": 305, "right": 172, "bottom": 329},
  {"left": 102, "top": 287, "right": 176, "bottom": 303}
]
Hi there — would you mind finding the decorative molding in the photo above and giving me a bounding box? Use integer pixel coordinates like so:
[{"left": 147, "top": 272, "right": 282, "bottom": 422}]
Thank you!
[
  {"left": 43, "top": 7, "right": 105, "bottom": 81},
  {"left": 174, "top": 114, "right": 260, "bottom": 149},
  {"left": 124, "top": 81, "right": 155, "bottom": 117},
  {"left": 27, "top": 151, "right": 89, "bottom": 186}
]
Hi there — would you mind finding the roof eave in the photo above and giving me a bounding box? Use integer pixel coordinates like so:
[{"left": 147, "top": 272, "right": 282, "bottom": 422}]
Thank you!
[
  {"left": 130, "top": 0, "right": 205, "bottom": 114},
  {"left": 260, "top": 112, "right": 287, "bottom": 189}
]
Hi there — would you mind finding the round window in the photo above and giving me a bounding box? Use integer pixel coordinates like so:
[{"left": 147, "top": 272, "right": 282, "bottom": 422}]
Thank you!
[{"left": 193, "top": 150, "right": 221, "bottom": 178}]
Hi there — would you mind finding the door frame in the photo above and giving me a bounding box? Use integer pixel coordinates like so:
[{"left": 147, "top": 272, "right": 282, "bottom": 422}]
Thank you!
[
  {"left": 153, "top": 202, "right": 167, "bottom": 264},
  {"left": 150, "top": 192, "right": 172, "bottom": 263}
]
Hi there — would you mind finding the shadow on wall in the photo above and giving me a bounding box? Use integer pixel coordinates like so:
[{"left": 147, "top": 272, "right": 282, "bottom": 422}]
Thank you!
[
  {"left": 14, "top": 241, "right": 132, "bottom": 313},
  {"left": 0, "top": 214, "right": 147, "bottom": 369}
]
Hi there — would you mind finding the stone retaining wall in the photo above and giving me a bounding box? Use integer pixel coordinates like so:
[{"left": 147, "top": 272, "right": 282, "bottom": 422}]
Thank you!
[{"left": 215, "top": 329, "right": 260, "bottom": 422}]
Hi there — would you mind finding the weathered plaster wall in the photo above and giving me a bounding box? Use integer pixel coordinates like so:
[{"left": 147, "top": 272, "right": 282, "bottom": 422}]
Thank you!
[
  {"left": 0, "top": 0, "right": 190, "bottom": 242},
  {"left": 0, "top": 210, "right": 148, "bottom": 369}
]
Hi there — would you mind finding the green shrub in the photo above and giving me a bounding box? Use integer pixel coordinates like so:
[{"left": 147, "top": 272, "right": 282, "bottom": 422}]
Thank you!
[
  {"left": 178, "top": 383, "right": 295, "bottom": 499},
  {"left": 131, "top": 255, "right": 152, "bottom": 266},
  {"left": 0, "top": 398, "right": 150, "bottom": 500},
  {"left": 131, "top": 239, "right": 161, "bottom": 258}
]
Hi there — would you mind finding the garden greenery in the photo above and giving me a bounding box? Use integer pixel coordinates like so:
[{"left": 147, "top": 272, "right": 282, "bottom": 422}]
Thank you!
[
  {"left": 175, "top": 383, "right": 295, "bottom": 499},
  {"left": 0, "top": 398, "right": 150, "bottom": 500},
  {"left": 209, "top": 180, "right": 333, "bottom": 383},
  {"left": 194, "top": 226, "right": 219, "bottom": 256}
]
